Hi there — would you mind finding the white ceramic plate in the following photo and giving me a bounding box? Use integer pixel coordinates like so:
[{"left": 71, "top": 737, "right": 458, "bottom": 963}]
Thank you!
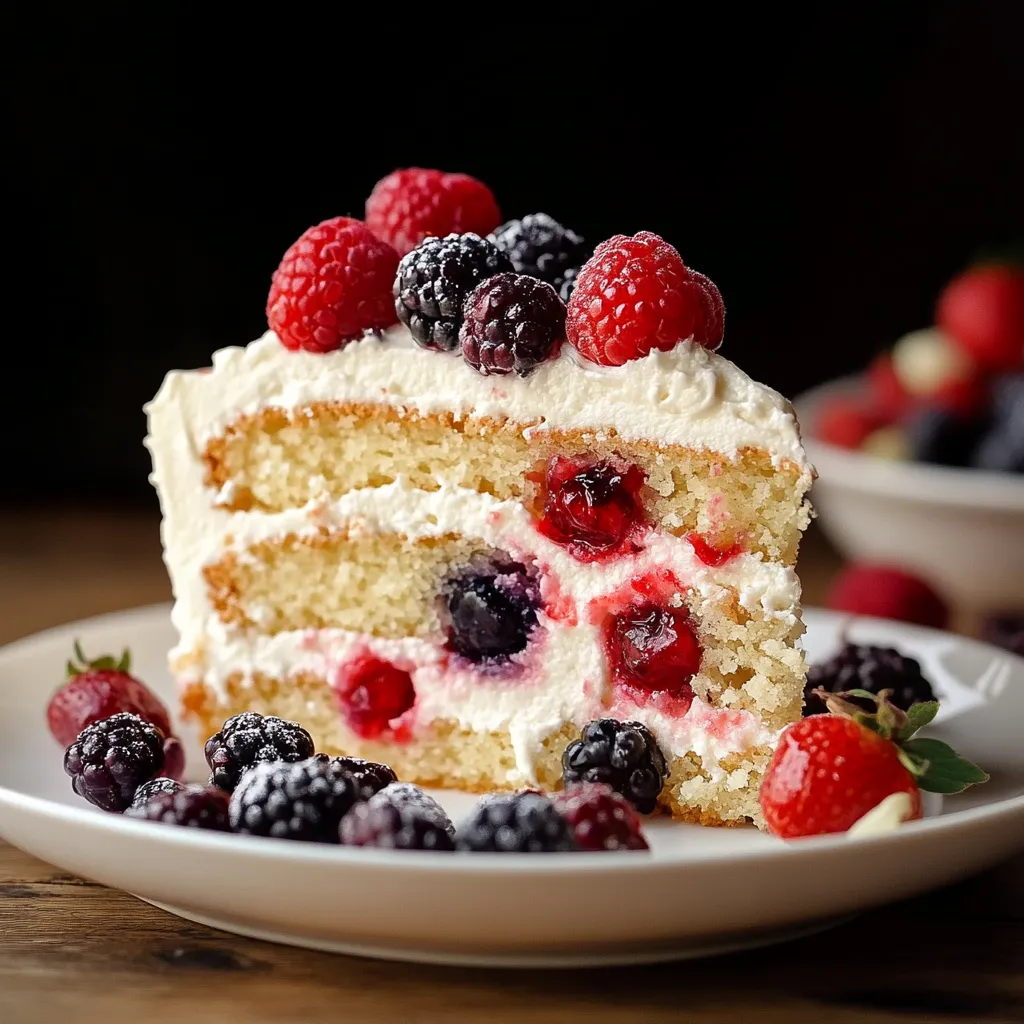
[{"left": 1, "top": 604, "right": 1022, "bottom": 967}]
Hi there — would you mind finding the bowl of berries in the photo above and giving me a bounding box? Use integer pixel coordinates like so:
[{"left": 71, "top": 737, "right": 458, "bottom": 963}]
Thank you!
[{"left": 796, "top": 262, "right": 1024, "bottom": 610}]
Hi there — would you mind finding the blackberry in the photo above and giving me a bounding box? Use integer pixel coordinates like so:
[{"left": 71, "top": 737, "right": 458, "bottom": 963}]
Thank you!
[
  {"left": 552, "top": 782, "right": 649, "bottom": 851},
  {"left": 442, "top": 556, "right": 540, "bottom": 664},
  {"left": 460, "top": 272, "right": 565, "bottom": 377},
  {"left": 393, "top": 233, "right": 513, "bottom": 352},
  {"left": 63, "top": 712, "right": 166, "bottom": 812},
  {"left": 489, "top": 213, "right": 587, "bottom": 295},
  {"left": 229, "top": 754, "right": 357, "bottom": 842},
  {"left": 340, "top": 782, "right": 456, "bottom": 851},
  {"left": 330, "top": 756, "right": 398, "bottom": 801},
  {"left": 906, "top": 407, "right": 986, "bottom": 468},
  {"left": 455, "top": 791, "right": 579, "bottom": 852},
  {"left": 561, "top": 719, "right": 668, "bottom": 814},
  {"left": 979, "top": 613, "right": 1024, "bottom": 656},
  {"left": 558, "top": 266, "right": 579, "bottom": 304},
  {"left": 803, "top": 642, "right": 937, "bottom": 715},
  {"left": 204, "top": 711, "right": 314, "bottom": 792},
  {"left": 125, "top": 785, "right": 231, "bottom": 831},
  {"left": 129, "top": 777, "right": 186, "bottom": 810}
]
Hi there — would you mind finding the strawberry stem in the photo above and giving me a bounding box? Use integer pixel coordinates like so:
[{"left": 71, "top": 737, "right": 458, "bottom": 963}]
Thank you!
[{"left": 66, "top": 639, "right": 132, "bottom": 679}]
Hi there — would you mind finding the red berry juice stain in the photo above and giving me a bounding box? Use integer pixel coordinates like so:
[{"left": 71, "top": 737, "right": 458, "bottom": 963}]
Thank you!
[
  {"left": 333, "top": 651, "right": 416, "bottom": 741},
  {"left": 539, "top": 569, "right": 578, "bottom": 626},
  {"left": 686, "top": 532, "right": 742, "bottom": 567}
]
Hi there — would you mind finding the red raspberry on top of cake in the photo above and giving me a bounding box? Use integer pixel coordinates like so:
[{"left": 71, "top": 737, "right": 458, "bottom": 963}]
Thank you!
[
  {"left": 566, "top": 231, "right": 724, "bottom": 366},
  {"left": 366, "top": 168, "right": 502, "bottom": 257},
  {"left": 266, "top": 216, "right": 399, "bottom": 353},
  {"left": 146, "top": 169, "right": 813, "bottom": 828}
]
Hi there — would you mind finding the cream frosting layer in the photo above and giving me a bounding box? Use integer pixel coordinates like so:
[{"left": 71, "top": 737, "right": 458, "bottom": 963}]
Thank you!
[{"left": 147, "top": 327, "right": 812, "bottom": 470}]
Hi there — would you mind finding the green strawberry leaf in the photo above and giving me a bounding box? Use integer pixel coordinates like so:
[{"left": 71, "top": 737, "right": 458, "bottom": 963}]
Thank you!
[
  {"left": 899, "top": 701, "right": 940, "bottom": 740},
  {"left": 901, "top": 738, "right": 990, "bottom": 794},
  {"left": 65, "top": 641, "right": 131, "bottom": 678}
]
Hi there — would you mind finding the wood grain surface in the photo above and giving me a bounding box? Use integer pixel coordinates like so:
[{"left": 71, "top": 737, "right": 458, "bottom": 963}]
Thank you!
[{"left": 1, "top": 511, "right": 1021, "bottom": 1024}]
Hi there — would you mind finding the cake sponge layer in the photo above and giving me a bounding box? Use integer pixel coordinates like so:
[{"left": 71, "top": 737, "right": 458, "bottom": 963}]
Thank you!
[
  {"left": 182, "top": 671, "right": 770, "bottom": 826},
  {"left": 203, "top": 403, "right": 811, "bottom": 564}
]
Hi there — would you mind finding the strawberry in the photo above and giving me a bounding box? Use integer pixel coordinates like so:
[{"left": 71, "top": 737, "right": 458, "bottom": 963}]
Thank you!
[
  {"left": 760, "top": 689, "right": 987, "bottom": 839},
  {"left": 47, "top": 641, "right": 174, "bottom": 748}
]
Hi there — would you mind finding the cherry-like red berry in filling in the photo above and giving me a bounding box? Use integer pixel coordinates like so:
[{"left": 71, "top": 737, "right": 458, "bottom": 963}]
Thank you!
[
  {"left": 537, "top": 457, "right": 645, "bottom": 560},
  {"left": 336, "top": 655, "right": 416, "bottom": 740},
  {"left": 605, "top": 603, "right": 701, "bottom": 697},
  {"left": 687, "top": 532, "right": 742, "bottom": 567}
]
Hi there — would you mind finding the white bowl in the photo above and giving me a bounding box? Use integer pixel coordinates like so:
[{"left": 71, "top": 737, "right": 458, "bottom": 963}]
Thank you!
[{"left": 795, "top": 377, "right": 1024, "bottom": 611}]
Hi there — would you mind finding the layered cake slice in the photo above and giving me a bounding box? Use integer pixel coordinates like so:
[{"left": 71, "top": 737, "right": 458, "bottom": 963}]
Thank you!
[{"left": 146, "top": 168, "right": 813, "bottom": 826}]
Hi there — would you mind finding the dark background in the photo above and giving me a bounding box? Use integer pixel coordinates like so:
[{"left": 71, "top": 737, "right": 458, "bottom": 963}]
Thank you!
[{"left": 6, "top": 3, "right": 1022, "bottom": 507}]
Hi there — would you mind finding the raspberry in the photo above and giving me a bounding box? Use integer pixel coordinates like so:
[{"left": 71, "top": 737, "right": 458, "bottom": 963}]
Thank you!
[
  {"left": 394, "top": 233, "right": 513, "bottom": 351},
  {"left": 455, "top": 791, "right": 579, "bottom": 852},
  {"left": 536, "top": 457, "right": 646, "bottom": 561},
  {"left": 562, "top": 719, "right": 668, "bottom": 814},
  {"left": 460, "top": 273, "right": 566, "bottom": 376},
  {"left": 329, "top": 756, "right": 398, "bottom": 801},
  {"left": 552, "top": 783, "right": 649, "bottom": 851},
  {"left": 266, "top": 216, "right": 399, "bottom": 353},
  {"left": 334, "top": 654, "right": 416, "bottom": 739},
  {"left": 826, "top": 564, "right": 949, "bottom": 630},
  {"left": 340, "top": 782, "right": 456, "bottom": 851},
  {"left": 47, "top": 642, "right": 173, "bottom": 748},
  {"left": 365, "top": 168, "right": 501, "bottom": 257},
  {"left": 442, "top": 557, "right": 540, "bottom": 664},
  {"left": 604, "top": 603, "right": 701, "bottom": 704},
  {"left": 489, "top": 213, "right": 588, "bottom": 294},
  {"left": 129, "top": 777, "right": 186, "bottom": 810},
  {"left": 566, "top": 232, "right": 723, "bottom": 365},
  {"left": 936, "top": 264, "right": 1024, "bottom": 372},
  {"left": 815, "top": 396, "right": 887, "bottom": 450},
  {"left": 229, "top": 755, "right": 357, "bottom": 842},
  {"left": 204, "top": 711, "right": 315, "bottom": 793},
  {"left": 125, "top": 785, "right": 231, "bottom": 831},
  {"left": 63, "top": 712, "right": 166, "bottom": 812},
  {"left": 803, "top": 642, "right": 936, "bottom": 716}
]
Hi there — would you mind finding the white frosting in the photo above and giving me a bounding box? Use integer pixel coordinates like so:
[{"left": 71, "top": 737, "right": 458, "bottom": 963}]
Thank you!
[
  {"left": 144, "top": 328, "right": 809, "bottom": 783},
  {"left": 148, "top": 326, "right": 810, "bottom": 468}
]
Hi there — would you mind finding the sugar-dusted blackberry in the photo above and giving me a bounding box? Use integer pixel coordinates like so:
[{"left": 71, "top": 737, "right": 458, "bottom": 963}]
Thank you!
[
  {"left": 455, "top": 791, "right": 579, "bottom": 852},
  {"left": 126, "top": 785, "right": 231, "bottom": 831},
  {"left": 330, "top": 756, "right": 398, "bottom": 801},
  {"left": 562, "top": 719, "right": 668, "bottom": 814},
  {"left": 489, "top": 213, "right": 587, "bottom": 292},
  {"left": 229, "top": 754, "right": 357, "bottom": 842},
  {"left": 460, "top": 272, "right": 565, "bottom": 377},
  {"left": 63, "top": 712, "right": 166, "bottom": 813},
  {"left": 204, "top": 711, "right": 315, "bottom": 792},
  {"left": 803, "top": 641, "right": 937, "bottom": 716},
  {"left": 442, "top": 556, "right": 540, "bottom": 664},
  {"left": 340, "top": 782, "right": 456, "bottom": 851},
  {"left": 393, "top": 233, "right": 513, "bottom": 352},
  {"left": 129, "top": 776, "right": 186, "bottom": 810}
]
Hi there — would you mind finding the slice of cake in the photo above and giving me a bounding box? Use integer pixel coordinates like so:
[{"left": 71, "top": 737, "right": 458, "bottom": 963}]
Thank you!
[{"left": 145, "top": 169, "right": 813, "bottom": 826}]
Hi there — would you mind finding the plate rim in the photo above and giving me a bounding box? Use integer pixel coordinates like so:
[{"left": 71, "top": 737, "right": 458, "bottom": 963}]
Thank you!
[{"left": 1, "top": 601, "right": 1022, "bottom": 876}]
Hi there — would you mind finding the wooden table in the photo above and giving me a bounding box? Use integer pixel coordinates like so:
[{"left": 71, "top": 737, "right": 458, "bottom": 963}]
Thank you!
[{"left": 1, "top": 511, "right": 1021, "bottom": 1024}]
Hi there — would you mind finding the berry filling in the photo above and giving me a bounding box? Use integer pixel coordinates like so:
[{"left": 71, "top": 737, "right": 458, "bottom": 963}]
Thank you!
[
  {"left": 536, "top": 456, "right": 646, "bottom": 561},
  {"left": 334, "top": 654, "right": 416, "bottom": 740},
  {"left": 686, "top": 532, "right": 742, "bottom": 567},
  {"left": 603, "top": 602, "right": 701, "bottom": 708},
  {"left": 441, "top": 557, "right": 540, "bottom": 665}
]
